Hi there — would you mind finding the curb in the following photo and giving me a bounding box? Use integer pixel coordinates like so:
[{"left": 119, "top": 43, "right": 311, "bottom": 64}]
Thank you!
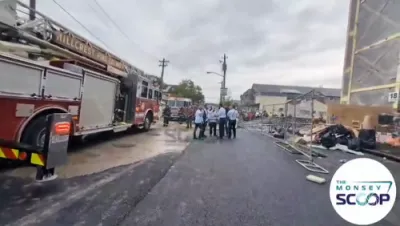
[{"left": 362, "top": 148, "right": 400, "bottom": 163}]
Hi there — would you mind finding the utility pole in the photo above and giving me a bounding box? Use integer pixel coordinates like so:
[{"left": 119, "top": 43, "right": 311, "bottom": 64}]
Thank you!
[
  {"left": 159, "top": 58, "right": 169, "bottom": 99},
  {"left": 220, "top": 54, "right": 227, "bottom": 104},
  {"left": 29, "top": 0, "right": 36, "bottom": 20}
]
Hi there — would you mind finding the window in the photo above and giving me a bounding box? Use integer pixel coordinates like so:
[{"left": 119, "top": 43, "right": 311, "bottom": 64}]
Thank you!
[
  {"left": 148, "top": 89, "right": 153, "bottom": 99},
  {"left": 141, "top": 81, "right": 148, "bottom": 98},
  {"left": 154, "top": 90, "right": 159, "bottom": 100},
  {"left": 176, "top": 101, "right": 184, "bottom": 107},
  {"left": 299, "top": 110, "right": 310, "bottom": 115},
  {"left": 167, "top": 100, "right": 175, "bottom": 107}
]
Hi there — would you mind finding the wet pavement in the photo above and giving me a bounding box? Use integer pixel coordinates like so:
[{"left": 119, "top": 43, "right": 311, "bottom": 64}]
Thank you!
[
  {"left": 0, "top": 123, "right": 191, "bottom": 226},
  {"left": 1, "top": 122, "right": 399, "bottom": 225},
  {"left": 119, "top": 128, "right": 400, "bottom": 226},
  {"left": 3, "top": 123, "right": 191, "bottom": 178}
]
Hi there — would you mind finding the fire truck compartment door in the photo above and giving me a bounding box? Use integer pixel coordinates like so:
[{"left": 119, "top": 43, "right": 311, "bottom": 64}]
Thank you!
[
  {"left": 43, "top": 69, "right": 82, "bottom": 100},
  {"left": 79, "top": 71, "right": 118, "bottom": 130},
  {"left": 0, "top": 54, "right": 43, "bottom": 97}
]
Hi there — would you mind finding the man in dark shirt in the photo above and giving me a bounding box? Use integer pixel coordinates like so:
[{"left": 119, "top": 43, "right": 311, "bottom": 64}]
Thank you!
[
  {"left": 200, "top": 106, "right": 208, "bottom": 138},
  {"left": 163, "top": 105, "right": 171, "bottom": 127},
  {"left": 224, "top": 105, "right": 230, "bottom": 136},
  {"left": 186, "top": 106, "right": 194, "bottom": 128}
]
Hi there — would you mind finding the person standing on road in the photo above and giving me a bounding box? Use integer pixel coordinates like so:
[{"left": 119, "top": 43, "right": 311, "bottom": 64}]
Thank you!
[
  {"left": 217, "top": 104, "right": 227, "bottom": 139},
  {"left": 208, "top": 107, "right": 217, "bottom": 136},
  {"left": 163, "top": 105, "right": 171, "bottom": 127},
  {"left": 227, "top": 105, "right": 239, "bottom": 139},
  {"left": 186, "top": 106, "right": 194, "bottom": 129},
  {"left": 225, "top": 105, "right": 230, "bottom": 136},
  {"left": 200, "top": 106, "right": 208, "bottom": 138},
  {"left": 193, "top": 106, "right": 204, "bottom": 139}
]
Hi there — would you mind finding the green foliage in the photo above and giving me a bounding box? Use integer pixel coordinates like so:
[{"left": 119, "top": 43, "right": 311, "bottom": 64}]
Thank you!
[
  {"left": 221, "top": 96, "right": 234, "bottom": 107},
  {"left": 170, "top": 79, "right": 205, "bottom": 103}
]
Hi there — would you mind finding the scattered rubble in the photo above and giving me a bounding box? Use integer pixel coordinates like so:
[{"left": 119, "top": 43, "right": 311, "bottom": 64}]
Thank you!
[{"left": 242, "top": 115, "right": 400, "bottom": 163}]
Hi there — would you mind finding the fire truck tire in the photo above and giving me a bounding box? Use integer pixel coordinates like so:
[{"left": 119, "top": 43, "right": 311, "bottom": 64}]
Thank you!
[
  {"left": 143, "top": 113, "right": 152, "bottom": 131},
  {"left": 21, "top": 115, "right": 48, "bottom": 148}
]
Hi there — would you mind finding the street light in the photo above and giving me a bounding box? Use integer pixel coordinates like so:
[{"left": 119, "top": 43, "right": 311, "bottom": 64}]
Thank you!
[
  {"left": 206, "top": 71, "right": 223, "bottom": 77},
  {"left": 206, "top": 71, "right": 225, "bottom": 103}
]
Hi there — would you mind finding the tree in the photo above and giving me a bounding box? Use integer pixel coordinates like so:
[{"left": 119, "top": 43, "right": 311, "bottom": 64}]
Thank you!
[
  {"left": 222, "top": 96, "right": 234, "bottom": 107},
  {"left": 170, "top": 79, "right": 205, "bottom": 103}
]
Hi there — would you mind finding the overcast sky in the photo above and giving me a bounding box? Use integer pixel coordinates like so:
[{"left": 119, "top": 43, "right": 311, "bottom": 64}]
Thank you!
[{"left": 21, "top": 0, "right": 348, "bottom": 103}]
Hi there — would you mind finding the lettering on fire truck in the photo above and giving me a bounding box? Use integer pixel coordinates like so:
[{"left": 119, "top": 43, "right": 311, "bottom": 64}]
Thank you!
[{"left": 53, "top": 31, "right": 126, "bottom": 71}]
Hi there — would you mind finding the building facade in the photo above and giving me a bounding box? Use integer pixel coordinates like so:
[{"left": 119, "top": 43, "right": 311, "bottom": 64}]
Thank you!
[{"left": 240, "top": 84, "right": 341, "bottom": 119}]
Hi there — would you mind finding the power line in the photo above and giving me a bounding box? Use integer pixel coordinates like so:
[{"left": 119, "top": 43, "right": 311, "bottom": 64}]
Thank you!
[
  {"left": 85, "top": 1, "right": 111, "bottom": 27},
  {"left": 52, "top": 0, "right": 190, "bottom": 77},
  {"left": 92, "top": 0, "right": 159, "bottom": 62},
  {"left": 52, "top": 0, "right": 113, "bottom": 51}
]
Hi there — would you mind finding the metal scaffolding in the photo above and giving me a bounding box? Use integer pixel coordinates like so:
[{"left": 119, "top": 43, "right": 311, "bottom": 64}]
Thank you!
[{"left": 261, "top": 90, "right": 329, "bottom": 174}]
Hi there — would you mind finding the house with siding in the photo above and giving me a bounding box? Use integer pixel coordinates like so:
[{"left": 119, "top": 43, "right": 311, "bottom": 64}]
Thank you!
[{"left": 240, "top": 84, "right": 341, "bottom": 118}]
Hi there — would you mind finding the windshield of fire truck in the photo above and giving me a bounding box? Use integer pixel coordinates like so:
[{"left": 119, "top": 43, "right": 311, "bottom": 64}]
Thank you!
[{"left": 167, "top": 100, "right": 191, "bottom": 108}]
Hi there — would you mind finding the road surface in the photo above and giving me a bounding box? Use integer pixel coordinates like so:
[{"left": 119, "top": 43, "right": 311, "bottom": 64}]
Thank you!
[
  {"left": 120, "top": 130, "right": 400, "bottom": 226},
  {"left": 1, "top": 125, "right": 399, "bottom": 225}
]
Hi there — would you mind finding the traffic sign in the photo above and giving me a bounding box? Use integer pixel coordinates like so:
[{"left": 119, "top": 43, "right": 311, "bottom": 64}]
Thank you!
[
  {"left": 221, "top": 88, "right": 227, "bottom": 96},
  {"left": 388, "top": 92, "right": 399, "bottom": 103}
]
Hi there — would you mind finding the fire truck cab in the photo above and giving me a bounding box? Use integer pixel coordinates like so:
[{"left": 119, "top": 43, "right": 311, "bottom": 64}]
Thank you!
[{"left": 166, "top": 96, "right": 192, "bottom": 121}]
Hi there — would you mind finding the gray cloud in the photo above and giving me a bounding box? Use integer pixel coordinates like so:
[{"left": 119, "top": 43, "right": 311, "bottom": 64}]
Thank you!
[{"left": 20, "top": 0, "right": 348, "bottom": 102}]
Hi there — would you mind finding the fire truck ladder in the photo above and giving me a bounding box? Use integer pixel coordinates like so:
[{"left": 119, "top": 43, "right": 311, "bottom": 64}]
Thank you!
[{"left": 0, "top": 0, "right": 150, "bottom": 77}]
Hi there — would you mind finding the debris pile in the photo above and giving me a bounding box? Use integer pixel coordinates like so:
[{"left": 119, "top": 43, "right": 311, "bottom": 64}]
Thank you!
[{"left": 243, "top": 113, "right": 400, "bottom": 161}]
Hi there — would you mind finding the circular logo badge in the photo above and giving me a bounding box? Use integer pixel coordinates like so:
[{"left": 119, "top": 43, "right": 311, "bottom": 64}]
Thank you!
[{"left": 330, "top": 158, "right": 396, "bottom": 225}]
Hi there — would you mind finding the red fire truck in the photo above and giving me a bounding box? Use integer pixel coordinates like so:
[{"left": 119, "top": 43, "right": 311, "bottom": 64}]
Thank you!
[{"left": 0, "top": 1, "right": 160, "bottom": 167}]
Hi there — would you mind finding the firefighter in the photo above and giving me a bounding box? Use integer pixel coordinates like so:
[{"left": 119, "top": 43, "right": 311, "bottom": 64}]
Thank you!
[
  {"left": 217, "top": 103, "right": 227, "bottom": 139},
  {"left": 163, "top": 105, "right": 171, "bottom": 127},
  {"left": 186, "top": 106, "right": 194, "bottom": 129},
  {"left": 178, "top": 106, "right": 185, "bottom": 124},
  {"left": 227, "top": 105, "right": 239, "bottom": 139},
  {"left": 193, "top": 105, "right": 205, "bottom": 139},
  {"left": 208, "top": 107, "right": 217, "bottom": 136}
]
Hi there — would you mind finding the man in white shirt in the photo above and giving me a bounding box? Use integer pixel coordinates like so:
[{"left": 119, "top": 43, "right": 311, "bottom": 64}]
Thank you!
[
  {"left": 227, "top": 105, "right": 239, "bottom": 139},
  {"left": 217, "top": 104, "right": 227, "bottom": 139},
  {"left": 207, "top": 107, "right": 218, "bottom": 136},
  {"left": 194, "top": 105, "right": 205, "bottom": 139}
]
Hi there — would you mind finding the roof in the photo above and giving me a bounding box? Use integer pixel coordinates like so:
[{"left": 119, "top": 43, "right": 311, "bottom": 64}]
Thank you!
[
  {"left": 164, "top": 84, "right": 178, "bottom": 93},
  {"left": 251, "top": 84, "right": 341, "bottom": 97}
]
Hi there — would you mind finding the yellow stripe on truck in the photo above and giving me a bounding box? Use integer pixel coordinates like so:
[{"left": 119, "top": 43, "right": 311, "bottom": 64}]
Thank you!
[
  {"left": 0, "top": 147, "right": 19, "bottom": 160},
  {"left": 11, "top": 149, "right": 18, "bottom": 157},
  {"left": 0, "top": 148, "right": 5, "bottom": 158},
  {"left": 30, "top": 153, "right": 45, "bottom": 166}
]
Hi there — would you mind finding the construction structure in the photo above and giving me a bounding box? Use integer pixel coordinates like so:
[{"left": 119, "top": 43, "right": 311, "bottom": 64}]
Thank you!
[{"left": 341, "top": 0, "right": 400, "bottom": 110}]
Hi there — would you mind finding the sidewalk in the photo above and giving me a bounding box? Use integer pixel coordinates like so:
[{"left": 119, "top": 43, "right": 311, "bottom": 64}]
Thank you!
[{"left": 120, "top": 129, "right": 400, "bottom": 226}]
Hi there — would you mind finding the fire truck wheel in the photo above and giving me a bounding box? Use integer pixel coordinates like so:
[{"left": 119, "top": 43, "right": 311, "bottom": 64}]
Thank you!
[
  {"left": 143, "top": 113, "right": 152, "bottom": 131},
  {"left": 21, "top": 115, "right": 47, "bottom": 148}
]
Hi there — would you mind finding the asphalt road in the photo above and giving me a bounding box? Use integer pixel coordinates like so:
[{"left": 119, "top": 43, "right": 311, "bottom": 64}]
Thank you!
[
  {"left": 120, "top": 129, "right": 400, "bottom": 226},
  {"left": 1, "top": 127, "right": 399, "bottom": 226}
]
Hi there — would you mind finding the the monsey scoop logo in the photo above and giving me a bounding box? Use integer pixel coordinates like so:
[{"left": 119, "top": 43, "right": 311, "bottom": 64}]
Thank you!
[{"left": 330, "top": 158, "right": 396, "bottom": 225}]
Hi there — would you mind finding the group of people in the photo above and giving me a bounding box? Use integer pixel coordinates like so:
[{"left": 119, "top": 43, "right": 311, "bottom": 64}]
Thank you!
[
  {"left": 192, "top": 104, "right": 239, "bottom": 140},
  {"left": 161, "top": 103, "right": 240, "bottom": 140}
]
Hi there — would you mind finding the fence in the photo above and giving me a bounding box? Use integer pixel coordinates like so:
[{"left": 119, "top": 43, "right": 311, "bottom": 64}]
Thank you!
[{"left": 256, "top": 90, "right": 330, "bottom": 174}]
